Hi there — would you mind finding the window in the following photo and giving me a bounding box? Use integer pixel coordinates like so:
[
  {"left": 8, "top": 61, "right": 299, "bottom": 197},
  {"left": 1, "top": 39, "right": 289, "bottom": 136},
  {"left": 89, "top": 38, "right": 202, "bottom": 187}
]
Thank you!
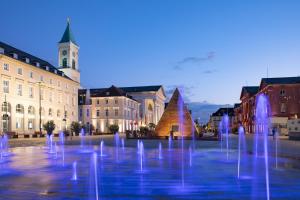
[
  {"left": 97, "top": 110, "right": 100, "bottom": 117},
  {"left": 2, "top": 102, "right": 10, "bottom": 112},
  {"left": 29, "top": 71, "right": 33, "bottom": 78},
  {"left": 40, "top": 89, "right": 44, "bottom": 100},
  {"left": 64, "top": 110, "right": 67, "bottom": 118},
  {"left": 17, "top": 84, "right": 22, "bottom": 96},
  {"left": 280, "top": 89, "right": 286, "bottom": 96},
  {"left": 105, "top": 109, "right": 109, "bottom": 116},
  {"left": 58, "top": 81, "right": 61, "bottom": 87},
  {"left": 17, "top": 68, "right": 22, "bottom": 75},
  {"left": 49, "top": 108, "right": 52, "bottom": 116},
  {"left": 28, "top": 106, "right": 35, "bottom": 115},
  {"left": 72, "top": 59, "right": 76, "bottom": 69},
  {"left": 87, "top": 109, "right": 90, "bottom": 117},
  {"left": 281, "top": 103, "right": 287, "bottom": 113},
  {"left": 115, "top": 109, "right": 118, "bottom": 116},
  {"left": 28, "top": 119, "right": 34, "bottom": 130},
  {"left": 115, "top": 99, "right": 118, "bottom": 104},
  {"left": 79, "top": 109, "right": 82, "bottom": 117},
  {"left": 49, "top": 91, "right": 52, "bottom": 102},
  {"left": 3, "top": 80, "right": 9, "bottom": 93},
  {"left": 105, "top": 99, "right": 109, "bottom": 104},
  {"left": 97, "top": 99, "right": 100, "bottom": 105},
  {"left": 16, "top": 104, "right": 24, "bottom": 114},
  {"left": 49, "top": 79, "right": 52, "bottom": 84},
  {"left": 57, "top": 110, "right": 61, "bottom": 118},
  {"left": 62, "top": 58, "right": 67, "bottom": 67},
  {"left": 29, "top": 87, "right": 34, "bottom": 98},
  {"left": 40, "top": 76, "right": 44, "bottom": 82},
  {"left": 3, "top": 63, "right": 9, "bottom": 71}
]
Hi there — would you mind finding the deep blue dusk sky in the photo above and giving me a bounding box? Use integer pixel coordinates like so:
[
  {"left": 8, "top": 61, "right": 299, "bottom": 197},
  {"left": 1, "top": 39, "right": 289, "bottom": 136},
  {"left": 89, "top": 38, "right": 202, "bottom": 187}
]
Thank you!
[{"left": 1, "top": 0, "right": 300, "bottom": 104}]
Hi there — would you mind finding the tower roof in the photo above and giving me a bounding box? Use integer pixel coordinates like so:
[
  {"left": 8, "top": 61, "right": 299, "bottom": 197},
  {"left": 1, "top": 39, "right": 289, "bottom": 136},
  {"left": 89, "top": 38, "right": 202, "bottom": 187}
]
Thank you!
[{"left": 59, "top": 19, "right": 78, "bottom": 45}]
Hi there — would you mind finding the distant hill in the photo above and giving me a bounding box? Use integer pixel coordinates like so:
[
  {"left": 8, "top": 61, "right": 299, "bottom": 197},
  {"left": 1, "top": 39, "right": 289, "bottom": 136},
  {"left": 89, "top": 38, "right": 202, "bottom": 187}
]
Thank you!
[{"left": 187, "top": 102, "right": 233, "bottom": 124}]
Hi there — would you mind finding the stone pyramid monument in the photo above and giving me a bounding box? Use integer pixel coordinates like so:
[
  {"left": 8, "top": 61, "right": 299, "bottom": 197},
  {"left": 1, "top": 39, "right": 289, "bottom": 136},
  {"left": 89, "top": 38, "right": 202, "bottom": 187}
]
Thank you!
[{"left": 155, "top": 88, "right": 197, "bottom": 138}]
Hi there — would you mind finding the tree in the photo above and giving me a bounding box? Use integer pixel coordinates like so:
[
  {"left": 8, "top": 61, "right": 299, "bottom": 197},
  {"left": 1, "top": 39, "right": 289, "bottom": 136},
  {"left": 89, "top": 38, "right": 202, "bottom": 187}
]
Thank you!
[
  {"left": 148, "top": 123, "right": 156, "bottom": 130},
  {"left": 109, "top": 124, "right": 119, "bottom": 134},
  {"left": 71, "top": 121, "right": 81, "bottom": 135},
  {"left": 43, "top": 120, "right": 56, "bottom": 136}
]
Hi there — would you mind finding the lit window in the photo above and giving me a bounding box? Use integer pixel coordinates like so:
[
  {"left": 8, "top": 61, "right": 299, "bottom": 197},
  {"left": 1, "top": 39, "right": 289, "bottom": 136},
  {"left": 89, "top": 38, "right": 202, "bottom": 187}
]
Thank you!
[
  {"left": 29, "top": 87, "right": 34, "bottom": 98},
  {"left": 280, "top": 103, "right": 287, "bottom": 113},
  {"left": 17, "top": 84, "right": 22, "bottom": 96},
  {"left": 3, "top": 80, "right": 9, "bottom": 93},
  {"left": 28, "top": 106, "right": 35, "bottom": 115},
  {"left": 17, "top": 68, "right": 22, "bottom": 75},
  {"left": 16, "top": 104, "right": 24, "bottom": 113},
  {"left": 49, "top": 108, "right": 52, "bottom": 116},
  {"left": 3, "top": 63, "right": 9, "bottom": 71}
]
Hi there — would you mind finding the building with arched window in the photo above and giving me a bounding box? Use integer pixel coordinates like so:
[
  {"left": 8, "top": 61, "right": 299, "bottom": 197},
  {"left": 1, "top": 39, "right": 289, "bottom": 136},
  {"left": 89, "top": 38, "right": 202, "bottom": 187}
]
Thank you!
[{"left": 0, "top": 20, "right": 80, "bottom": 135}]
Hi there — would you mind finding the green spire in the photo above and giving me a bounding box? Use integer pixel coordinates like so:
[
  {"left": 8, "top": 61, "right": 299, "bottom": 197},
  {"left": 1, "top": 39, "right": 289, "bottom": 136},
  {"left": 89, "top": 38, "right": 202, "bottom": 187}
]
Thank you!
[{"left": 59, "top": 18, "right": 78, "bottom": 45}]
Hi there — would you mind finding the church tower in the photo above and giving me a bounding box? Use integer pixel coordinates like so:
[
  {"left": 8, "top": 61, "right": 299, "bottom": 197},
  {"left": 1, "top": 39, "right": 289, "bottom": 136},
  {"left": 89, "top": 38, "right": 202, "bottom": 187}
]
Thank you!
[{"left": 58, "top": 19, "right": 80, "bottom": 83}]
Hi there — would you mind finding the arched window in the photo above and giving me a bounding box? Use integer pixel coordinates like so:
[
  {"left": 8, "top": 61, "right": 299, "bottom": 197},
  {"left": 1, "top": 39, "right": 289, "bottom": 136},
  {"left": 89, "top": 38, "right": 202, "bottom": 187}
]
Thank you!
[
  {"left": 62, "top": 58, "right": 67, "bottom": 67},
  {"left": 16, "top": 104, "right": 24, "bottom": 114},
  {"left": 148, "top": 104, "right": 153, "bottom": 111},
  {"left": 2, "top": 102, "right": 10, "bottom": 113},
  {"left": 72, "top": 59, "right": 76, "bottom": 69},
  {"left": 28, "top": 106, "right": 35, "bottom": 115},
  {"left": 49, "top": 108, "right": 52, "bottom": 116},
  {"left": 57, "top": 110, "right": 61, "bottom": 118}
]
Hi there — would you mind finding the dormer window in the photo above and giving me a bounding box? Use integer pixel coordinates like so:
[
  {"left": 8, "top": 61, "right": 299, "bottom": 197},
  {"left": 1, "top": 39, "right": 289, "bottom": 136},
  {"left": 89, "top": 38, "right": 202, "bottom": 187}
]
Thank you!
[
  {"left": 106, "top": 92, "right": 110, "bottom": 96},
  {"left": 10, "top": 53, "right": 18, "bottom": 59},
  {"left": 54, "top": 70, "right": 57, "bottom": 74},
  {"left": 62, "top": 73, "right": 64, "bottom": 77},
  {"left": 0, "top": 47, "right": 4, "bottom": 54},
  {"left": 35, "top": 62, "right": 40, "bottom": 67},
  {"left": 25, "top": 58, "right": 30, "bottom": 63},
  {"left": 45, "top": 66, "right": 49, "bottom": 71}
]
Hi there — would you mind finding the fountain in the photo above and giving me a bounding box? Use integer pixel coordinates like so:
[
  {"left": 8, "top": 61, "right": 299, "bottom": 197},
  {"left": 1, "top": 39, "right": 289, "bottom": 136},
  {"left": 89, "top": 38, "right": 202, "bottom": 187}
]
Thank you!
[
  {"left": 158, "top": 142, "right": 163, "bottom": 160},
  {"left": 121, "top": 138, "right": 125, "bottom": 151},
  {"left": 168, "top": 136, "right": 172, "bottom": 151},
  {"left": 99, "top": 140, "right": 104, "bottom": 157},
  {"left": 275, "top": 130, "right": 278, "bottom": 169},
  {"left": 221, "top": 114, "right": 230, "bottom": 160},
  {"left": 71, "top": 161, "right": 78, "bottom": 181},
  {"left": 178, "top": 90, "right": 185, "bottom": 187},
  {"left": 80, "top": 128, "right": 85, "bottom": 148},
  {"left": 114, "top": 133, "right": 120, "bottom": 162},
  {"left": 139, "top": 141, "right": 144, "bottom": 172},
  {"left": 48, "top": 135, "right": 55, "bottom": 154},
  {"left": 189, "top": 145, "right": 192, "bottom": 167},
  {"left": 237, "top": 126, "right": 246, "bottom": 179},
  {"left": 137, "top": 139, "right": 140, "bottom": 154},
  {"left": 254, "top": 94, "right": 271, "bottom": 200},
  {"left": 59, "top": 131, "right": 65, "bottom": 166},
  {"left": 89, "top": 153, "right": 99, "bottom": 200}
]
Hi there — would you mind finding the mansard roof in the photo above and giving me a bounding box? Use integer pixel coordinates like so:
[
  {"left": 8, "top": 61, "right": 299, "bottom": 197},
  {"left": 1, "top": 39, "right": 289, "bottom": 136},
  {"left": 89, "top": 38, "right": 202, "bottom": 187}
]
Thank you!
[
  {"left": 212, "top": 107, "right": 234, "bottom": 117},
  {"left": 260, "top": 77, "right": 300, "bottom": 88},
  {"left": 0, "top": 41, "right": 72, "bottom": 81},
  {"left": 240, "top": 86, "right": 259, "bottom": 100}
]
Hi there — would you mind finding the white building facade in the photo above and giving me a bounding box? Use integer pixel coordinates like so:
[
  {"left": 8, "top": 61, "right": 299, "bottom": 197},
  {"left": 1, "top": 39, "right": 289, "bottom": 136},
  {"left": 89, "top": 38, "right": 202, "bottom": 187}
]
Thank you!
[
  {"left": 0, "top": 20, "right": 80, "bottom": 135},
  {"left": 79, "top": 85, "right": 166, "bottom": 133}
]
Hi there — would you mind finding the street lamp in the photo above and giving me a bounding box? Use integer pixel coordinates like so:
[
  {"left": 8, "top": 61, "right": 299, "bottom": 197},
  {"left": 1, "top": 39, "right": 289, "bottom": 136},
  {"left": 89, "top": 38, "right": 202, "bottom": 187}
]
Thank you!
[
  {"left": 38, "top": 82, "right": 43, "bottom": 134},
  {"left": 2, "top": 95, "right": 9, "bottom": 134}
]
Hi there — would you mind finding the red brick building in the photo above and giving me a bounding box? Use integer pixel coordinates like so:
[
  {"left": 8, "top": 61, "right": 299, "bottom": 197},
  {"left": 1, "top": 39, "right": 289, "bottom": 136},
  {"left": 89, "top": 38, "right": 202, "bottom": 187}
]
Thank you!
[
  {"left": 238, "top": 77, "right": 300, "bottom": 135},
  {"left": 240, "top": 86, "right": 259, "bottom": 133}
]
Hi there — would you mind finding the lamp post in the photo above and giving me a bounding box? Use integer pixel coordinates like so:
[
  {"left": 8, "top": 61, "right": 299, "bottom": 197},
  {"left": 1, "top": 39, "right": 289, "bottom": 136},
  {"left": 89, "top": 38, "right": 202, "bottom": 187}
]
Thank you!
[
  {"left": 3, "top": 94, "right": 9, "bottom": 134},
  {"left": 38, "top": 82, "right": 43, "bottom": 134}
]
